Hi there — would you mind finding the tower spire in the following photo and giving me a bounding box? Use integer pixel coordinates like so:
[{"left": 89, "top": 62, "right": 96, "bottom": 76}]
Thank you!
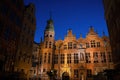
[
  {"left": 49, "top": 11, "right": 52, "bottom": 20},
  {"left": 45, "top": 11, "right": 54, "bottom": 32}
]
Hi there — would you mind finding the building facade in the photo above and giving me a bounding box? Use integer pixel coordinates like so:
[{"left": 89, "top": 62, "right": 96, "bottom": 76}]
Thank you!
[
  {"left": 14, "top": 3, "right": 36, "bottom": 79},
  {"left": 30, "top": 41, "right": 40, "bottom": 79},
  {"left": 38, "top": 18, "right": 114, "bottom": 80},
  {"left": 0, "top": 0, "right": 24, "bottom": 79},
  {"left": 103, "top": 0, "right": 120, "bottom": 70},
  {"left": 0, "top": 1, "right": 36, "bottom": 79},
  {"left": 103, "top": 0, "right": 120, "bottom": 79}
]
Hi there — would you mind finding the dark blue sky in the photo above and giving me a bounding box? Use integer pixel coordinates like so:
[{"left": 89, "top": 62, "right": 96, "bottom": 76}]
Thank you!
[{"left": 24, "top": 0, "right": 108, "bottom": 43}]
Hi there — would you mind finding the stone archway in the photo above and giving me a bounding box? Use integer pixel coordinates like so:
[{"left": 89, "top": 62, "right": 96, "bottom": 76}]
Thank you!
[{"left": 62, "top": 72, "right": 70, "bottom": 80}]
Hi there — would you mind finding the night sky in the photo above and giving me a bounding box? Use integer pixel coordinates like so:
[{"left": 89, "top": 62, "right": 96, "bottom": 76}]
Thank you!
[{"left": 24, "top": 0, "right": 108, "bottom": 43}]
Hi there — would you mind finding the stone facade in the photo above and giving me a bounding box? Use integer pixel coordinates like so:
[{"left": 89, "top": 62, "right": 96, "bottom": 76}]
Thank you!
[
  {"left": 0, "top": 0, "right": 24, "bottom": 79},
  {"left": 30, "top": 42, "right": 40, "bottom": 79},
  {"left": 103, "top": 0, "right": 120, "bottom": 79},
  {"left": 103, "top": 0, "right": 120, "bottom": 70},
  {"left": 38, "top": 18, "right": 114, "bottom": 80},
  {"left": 14, "top": 3, "right": 36, "bottom": 79},
  {"left": 0, "top": 1, "right": 36, "bottom": 79}
]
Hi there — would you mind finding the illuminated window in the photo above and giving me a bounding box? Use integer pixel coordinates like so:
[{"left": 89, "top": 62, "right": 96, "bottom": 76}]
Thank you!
[
  {"left": 68, "top": 42, "right": 72, "bottom": 49},
  {"left": 93, "top": 52, "right": 98, "bottom": 63},
  {"left": 100, "top": 52, "right": 106, "bottom": 63},
  {"left": 74, "top": 53, "right": 78, "bottom": 64},
  {"left": 60, "top": 54, "right": 64, "bottom": 64},
  {"left": 74, "top": 69, "right": 78, "bottom": 78},
  {"left": 86, "top": 53, "right": 91, "bottom": 63},
  {"left": 91, "top": 40, "right": 96, "bottom": 47},
  {"left": 48, "top": 53, "right": 51, "bottom": 63},
  {"left": 54, "top": 54, "right": 58, "bottom": 64},
  {"left": 67, "top": 54, "right": 71, "bottom": 64},
  {"left": 96, "top": 42, "right": 100, "bottom": 47}
]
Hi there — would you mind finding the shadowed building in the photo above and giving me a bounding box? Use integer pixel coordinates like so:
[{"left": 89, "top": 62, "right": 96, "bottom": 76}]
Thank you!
[
  {"left": 14, "top": 3, "right": 36, "bottom": 79},
  {"left": 30, "top": 41, "right": 40, "bottom": 79},
  {"left": 37, "top": 18, "right": 114, "bottom": 80},
  {"left": 0, "top": 0, "right": 24, "bottom": 79},
  {"left": 103, "top": 0, "right": 120, "bottom": 70},
  {"left": 0, "top": 1, "right": 36, "bottom": 79},
  {"left": 103, "top": 0, "right": 120, "bottom": 79}
]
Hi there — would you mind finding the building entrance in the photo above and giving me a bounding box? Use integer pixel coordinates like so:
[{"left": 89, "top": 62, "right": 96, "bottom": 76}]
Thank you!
[{"left": 62, "top": 72, "right": 70, "bottom": 80}]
